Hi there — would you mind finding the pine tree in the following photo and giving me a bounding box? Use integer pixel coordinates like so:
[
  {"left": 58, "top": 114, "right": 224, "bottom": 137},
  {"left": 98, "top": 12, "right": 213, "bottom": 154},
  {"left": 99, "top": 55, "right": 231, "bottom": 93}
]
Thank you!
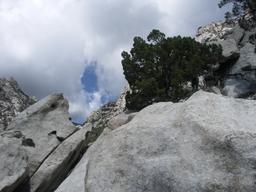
[{"left": 122, "top": 30, "right": 222, "bottom": 110}]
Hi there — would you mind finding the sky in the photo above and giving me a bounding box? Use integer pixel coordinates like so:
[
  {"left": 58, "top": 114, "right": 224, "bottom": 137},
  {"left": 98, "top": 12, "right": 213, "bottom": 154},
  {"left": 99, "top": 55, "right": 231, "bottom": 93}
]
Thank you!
[{"left": 0, "top": 0, "right": 230, "bottom": 122}]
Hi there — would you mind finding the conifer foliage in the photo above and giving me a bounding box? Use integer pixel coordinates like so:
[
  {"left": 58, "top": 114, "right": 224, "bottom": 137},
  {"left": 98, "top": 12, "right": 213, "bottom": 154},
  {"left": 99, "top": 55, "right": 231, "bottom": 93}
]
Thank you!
[{"left": 122, "top": 30, "right": 222, "bottom": 110}]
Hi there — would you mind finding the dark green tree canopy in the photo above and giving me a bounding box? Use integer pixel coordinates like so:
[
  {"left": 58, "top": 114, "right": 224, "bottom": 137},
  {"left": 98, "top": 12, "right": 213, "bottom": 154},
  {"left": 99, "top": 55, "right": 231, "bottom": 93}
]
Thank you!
[{"left": 122, "top": 30, "right": 222, "bottom": 110}]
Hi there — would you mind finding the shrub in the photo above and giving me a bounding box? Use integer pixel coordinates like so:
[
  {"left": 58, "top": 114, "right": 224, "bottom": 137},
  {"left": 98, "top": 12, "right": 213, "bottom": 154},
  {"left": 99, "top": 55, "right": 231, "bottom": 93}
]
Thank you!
[{"left": 122, "top": 30, "right": 222, "bottom": 110}]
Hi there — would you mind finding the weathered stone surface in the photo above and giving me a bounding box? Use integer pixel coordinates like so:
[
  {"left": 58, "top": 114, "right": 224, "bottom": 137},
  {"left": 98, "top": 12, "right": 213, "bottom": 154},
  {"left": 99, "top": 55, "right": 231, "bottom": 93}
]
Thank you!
[
  {"left": 230, "top": 43, "right": 256, "bottom": 74},
  {"left": 224, "top": 43, "right": 256, "bottom": 97},
  {"left": 0, "top": 85, "right": 128, "bottom": 192},
  {"left": 0, "top": 78, "right": 35, "bottom": 132},
  {"left": 197, "top": 18, "right": 256, "bottom": 98},
  {"left": 82, "top": 87, "right": 127, "bottom": 146},
  {"left": 205, "top": 86, "right": 222, "bottom": 95},
  {"left": 0, "top": 135, "right": 28, "bottom": 192},
  {"left": 56, "top": 91, "right": 256, "bottom": 192},
  {"left": 226, "top": 24, "right": 245, "bottom": 45},
  {"left": 86, "top": 86, "right": 127, "bottom": 128},
  {"left": 29, "top": 125, "right": 91, "bottom": 192},
  {"left": 108, "top": 112, "right": 136, "bottom": 130},
  {"left": 210, "top": 39, "right": 240, "bottom": 62},
  {"left": 196, "top": 21, "right": 235, "bottom": 43},
  {"left": 1, "top": 92, "right": 92, "bottom": 192},
  {"left": 240, "top": 29, "right": 256, "bottom": 46},
  {"left": 54, "top": 153, "right": 88, "bottom": 192},
  {"left": 54, "top": 129, "right": 110, "bottom": 192},
  {"left": 6, "top": 93, "right": 78, "bottom": 176}
]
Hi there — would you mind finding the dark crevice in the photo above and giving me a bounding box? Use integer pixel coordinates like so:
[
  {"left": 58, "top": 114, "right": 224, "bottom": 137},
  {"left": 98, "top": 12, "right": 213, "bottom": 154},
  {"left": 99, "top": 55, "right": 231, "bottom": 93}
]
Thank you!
[
  {"left": 56, "top": 136, "right": 65, "bottom": 142},
  {"left": 30, "top": 130, "right": 79, "bottom": 179},
  {"left": 48, "top": 130, "right": 65, "bottom": 142},
  {"left": 40, "top": 141, "right": 88, "bottom": 192},
  {"left": 14, "top": 177, "right": 31, "bottom": 192},
  {"left": 13, "top": 124, "right": 106, "bottom": 192},
  {"left": 22, "top": 138, "right": 36, "bottom": 148},
  {"left": 34, "top": 129, "right": 87, "bottom": 192},
  {"left": 237, "top": 30, "right": 246, "bottom": 46},
  {"left": 48, "top": 130, "right": 57, "bottom": 136},
  {"left": 50, "top": 103, "right": 57, "bottom": 109}
]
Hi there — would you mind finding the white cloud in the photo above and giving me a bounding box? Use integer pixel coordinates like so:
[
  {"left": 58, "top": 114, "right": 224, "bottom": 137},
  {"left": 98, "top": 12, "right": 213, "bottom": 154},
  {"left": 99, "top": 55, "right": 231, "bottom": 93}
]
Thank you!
[{"left": 0, "top": 0, "right": 228, "bottom": 122}]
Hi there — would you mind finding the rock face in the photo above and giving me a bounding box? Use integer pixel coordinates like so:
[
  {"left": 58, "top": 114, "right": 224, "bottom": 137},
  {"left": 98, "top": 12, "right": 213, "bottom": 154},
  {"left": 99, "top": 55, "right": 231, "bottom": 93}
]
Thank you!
[
  {"left": 6, "top": 94, "right": 78, "bottom": 176},
  {"left": 224, "top": 43, "right": 256, "bottom": 97},
  {"left": 196, "top": 19, "right": 256, "bottom": 98},
  {"left": 84, "top": 87, "right": 128, "bottom": 143},
  {"left": 107, "top": 112, "right": 136, "bottom": 130},
  {"left": 223, "top": 28, "right": 256, "bottom": 97},
  {"left": 196, "top": 21, "right": 236, "bottom": 43},
  {"left": 0, "top": 91, "right": 91, "bottom": 192},
  {"left": 86, "top": 86, "right": 127, "bottom": 127},
  {"left": 0, "top": 80, "right": 131, "bottom": 192},
  {"left": 209, "top": 39, "right": 240, "bottom": 62},
  {"left": 55, "top": 88, "right": 133, "bottom": 192},
  {"left": 0, "top": 135, "right": 28, "bottom": 192},
  {"left": 56, "top": 91, "right": 256, "bottom": 192},
  {"left": 0, "top": 78, "right": 35, "bottom": 132},
  {"left": 29, "top": 125, "right": 90, "bottom": 192}
]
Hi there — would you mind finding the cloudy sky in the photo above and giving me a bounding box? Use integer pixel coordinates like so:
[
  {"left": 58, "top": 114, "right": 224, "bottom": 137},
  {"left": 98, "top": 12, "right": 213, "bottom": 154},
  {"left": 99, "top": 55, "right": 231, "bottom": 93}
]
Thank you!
[{"left": 0, "top": 0, "right": 230, "bottom": 122}]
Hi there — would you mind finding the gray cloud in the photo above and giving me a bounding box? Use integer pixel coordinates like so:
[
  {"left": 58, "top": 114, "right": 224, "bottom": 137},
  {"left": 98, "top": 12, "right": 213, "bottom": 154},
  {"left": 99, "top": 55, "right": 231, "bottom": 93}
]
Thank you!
[{"left": 0, "top": 0, "right": 228, "bottom": 122}]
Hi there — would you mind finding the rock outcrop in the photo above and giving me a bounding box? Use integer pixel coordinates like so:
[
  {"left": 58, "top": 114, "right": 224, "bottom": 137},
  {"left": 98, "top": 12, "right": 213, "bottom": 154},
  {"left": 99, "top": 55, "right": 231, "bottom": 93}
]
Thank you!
[
  {"left": 0, "top": 81, "right": 132, "bottom": 192},
  {"left": 29, "top": 125, "right": 90, "bottom": 192},
  {"left": 0, "top": 135, "right": 28, "bottom": 192},
  {"left": 196, "top": 18, "right": 256, "bottom": 98},
  {"left": 86, "top": 86, "right": 127, "bottom": 127},
  {"left": 107, "top": 112, "right": 136, "bottom": 130},
  {"left": 56, "top": 91, "right": 256, "bottom": 192},
  {"left": 224, "top": 42, "right": 256, "bottom": 97},
  {"left": 0, "top": 92, "right": 91, "bottom": 192},
  {"left": 55, "top": 88, "right": 135, "bottom": 192},
  {"left": 84, "top": 87, "right": 129, "bottom": 143},
  {"left": 6, "top": 94, "right": 78, "bottom": 177},
  {"left": 209, "top": 39, "right": 240, "bottom": 62},
  {"left": 0, "top": 78, "right": 35, "bottom": 132},
  {"left": 196, "top": 21, "right": 236, "bottom": 43}
]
